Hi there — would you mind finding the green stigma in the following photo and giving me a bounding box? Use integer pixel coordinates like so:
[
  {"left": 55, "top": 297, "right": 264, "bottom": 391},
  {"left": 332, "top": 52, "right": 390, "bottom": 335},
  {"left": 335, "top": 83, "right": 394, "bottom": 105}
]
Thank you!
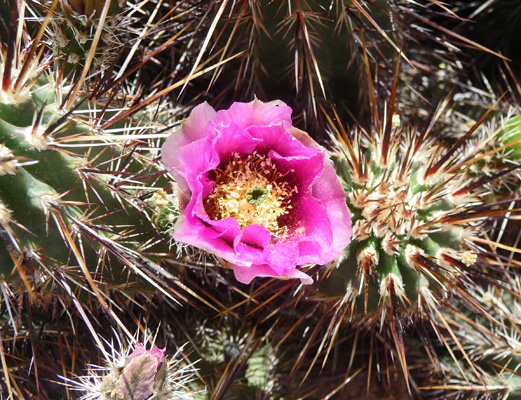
[{"left": 246, "top": 186, "right": 269, "bottom": 205}]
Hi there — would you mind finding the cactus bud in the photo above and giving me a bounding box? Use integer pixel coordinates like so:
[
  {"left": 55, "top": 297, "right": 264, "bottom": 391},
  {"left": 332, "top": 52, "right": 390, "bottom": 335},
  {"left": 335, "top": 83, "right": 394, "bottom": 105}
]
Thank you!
[{"left": 101, "top": 343, "right": 167, "bottom": 400}]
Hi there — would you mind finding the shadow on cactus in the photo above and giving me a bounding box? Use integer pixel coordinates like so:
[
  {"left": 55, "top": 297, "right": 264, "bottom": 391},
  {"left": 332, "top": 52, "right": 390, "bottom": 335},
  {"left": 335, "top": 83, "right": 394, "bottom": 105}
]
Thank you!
[
  {"left": 416, "top": 282, "right": 521, "bottom": 399},
  {"left": 183, "top": 0, "right": 400, "bottom": 136}
]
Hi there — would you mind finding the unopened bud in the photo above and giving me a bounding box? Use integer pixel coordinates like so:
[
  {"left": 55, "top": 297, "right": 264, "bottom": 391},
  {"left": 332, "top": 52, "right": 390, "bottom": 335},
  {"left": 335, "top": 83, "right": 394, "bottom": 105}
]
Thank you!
[{"left": 102, "top": 343, "right": 167, "bottom": 400}]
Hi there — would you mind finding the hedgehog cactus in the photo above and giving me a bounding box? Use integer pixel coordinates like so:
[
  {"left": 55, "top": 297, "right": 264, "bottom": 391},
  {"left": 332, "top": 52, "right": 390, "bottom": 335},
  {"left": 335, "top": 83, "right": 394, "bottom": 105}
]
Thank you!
[
  {"left": 0, "top": 2, "right": 188, "bottom": 395},
  {"left": 0, "top": 71, "right": 115, "bottom": 279},
  {"left": 318, "top": 101, "right": 492, "bottom": 323},
  {"left": 418, "top": 284, "right": 521, "bottom": 399},
  {"left": 50, "top": 0, "right": 124, "bottom": 70},
  {"left": 494, "top": 113, "right": 521, "bottom": 180},
  {"left": 460, "top": 111, "right": 521, "bottom": 198},
  {"left": 299, "top": 80, "right": 521, "bottom": 388}
]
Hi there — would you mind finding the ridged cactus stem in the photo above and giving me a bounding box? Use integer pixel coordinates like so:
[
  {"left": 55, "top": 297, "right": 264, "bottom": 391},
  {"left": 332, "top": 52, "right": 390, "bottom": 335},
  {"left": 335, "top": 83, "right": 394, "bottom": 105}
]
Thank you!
[
  {"left": 300, "top": 80, "right": 521, "bottom": 390},
  {"left": 0, "top": 0, "right": 182, "bottom": 333}
]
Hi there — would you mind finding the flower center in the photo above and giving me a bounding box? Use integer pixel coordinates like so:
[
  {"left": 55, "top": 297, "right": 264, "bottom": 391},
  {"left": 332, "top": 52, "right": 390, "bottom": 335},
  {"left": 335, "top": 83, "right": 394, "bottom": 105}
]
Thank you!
[
  {"left": 246, "top": 185, "right": 269, "bottom": 205},
  {"left": 204, "top": 152, "right": 298, "bottom": 236}
]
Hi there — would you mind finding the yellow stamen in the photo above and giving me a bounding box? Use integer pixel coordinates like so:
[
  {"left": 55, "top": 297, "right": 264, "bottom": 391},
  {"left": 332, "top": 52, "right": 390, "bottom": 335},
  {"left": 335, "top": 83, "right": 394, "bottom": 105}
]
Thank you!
[{"left": 204, "top": 152, "right": 298, "bottom": 236}]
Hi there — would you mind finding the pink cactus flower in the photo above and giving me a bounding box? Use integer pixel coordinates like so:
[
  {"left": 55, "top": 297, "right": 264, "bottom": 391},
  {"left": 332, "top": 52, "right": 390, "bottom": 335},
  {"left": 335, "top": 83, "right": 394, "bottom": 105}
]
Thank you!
[{"left": 162, "top": 99, "right": 352, "bottom": 284}]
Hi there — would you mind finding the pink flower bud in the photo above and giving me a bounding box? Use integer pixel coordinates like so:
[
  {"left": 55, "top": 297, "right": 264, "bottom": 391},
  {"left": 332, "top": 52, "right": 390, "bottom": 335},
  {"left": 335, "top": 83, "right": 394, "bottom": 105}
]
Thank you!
[{"left": 115, "top": 343, "right": 167, "bottom": 400}]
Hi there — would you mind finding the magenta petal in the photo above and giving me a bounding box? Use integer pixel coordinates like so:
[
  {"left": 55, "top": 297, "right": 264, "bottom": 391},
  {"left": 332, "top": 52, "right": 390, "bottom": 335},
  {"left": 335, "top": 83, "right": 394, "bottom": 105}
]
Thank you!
[
  {"left": 177, "top": 138, "right": 219, "bottom": 182},
  {"left": 232, "top": 265, "right": 275, "bottom": 284},
  {"left": 289, "top": 196, "right": 333, "bottom": 264},
  {"left": 288, "top": 126, "right": 351, "bottom": 258},
  {"left": 297, "top": 240, "right": 323, "bottom": 261},
  {"left": 267, "top": 241, "right": 299, "bottom": 274},
  {"left": 213, "top": 99, "right": 292, "bottom": 130},
  {"left": 311, "top": 155, "right": 352, "bottom": 256},
  {"left": 174, "top": 211, "right": 242, "bottom": 265},
  {"left": 236, "top": 224, "right": 271, "bottom": 248},
  {"left": 233, "top": 263, "right": 313, "bottom": 285},
  {"left": 162, "top": 103, "right": 218, "bottom": 208},
  {"left": 199, "top": 218, "right": 239, "bottom": 241},
  {"left": 174, "top": 196, "right": 241, "bottom": 264},
  {"left": 247, "top": 125, "right": 318, "bottom": 158},
  {"left": 162, "top": 102, "right": 216, "bottom": 173},
  {"left": 269, "top": 148, "right": 323, "bottom": 189},
  {"left": 234, "top": 225, "right": 271, "bottom": 264},
  {"left": 214, "top": 124, "right": 260, "bottom": 158}
]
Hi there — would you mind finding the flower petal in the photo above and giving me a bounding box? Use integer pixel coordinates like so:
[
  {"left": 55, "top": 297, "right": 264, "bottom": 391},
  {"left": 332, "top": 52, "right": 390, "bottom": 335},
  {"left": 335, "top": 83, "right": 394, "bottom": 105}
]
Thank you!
[
  {"left": 287, "top": 196, "right": 333, "bottom": 264},
  {"left": 267, "top": 241, "right": 299, "bottom": 274},
  {"left": 289, "top": 126, "right": 352, "bottom": 257},
  {"left": 213, "top": 98, "right": 292, "bottom": 130},
  {"left": 247, "top": 125, "right": 318, "bottom": 158},
  {"left": 177, "top": 138, "right": 219, "bottom": 182},
  {"left": 162, "top": 102, "right": 216, "bottom": 173},
  {"left": 214, "top": 123, "right": 260, "bottom": 159},
  {"left": 311, "top": 153, "right": 352, "bottom": 256},
  {"left": 162, "top": 103, "right": 218, "bottom": 208},
  {"left": 233, "top": 263, "right": 313, "bottom": 285},
  {"left": 174, "top": 179, "right": 242, "bottom": 264},
  {"left": 233, "top": 224, "right": 271, "bottom": 264},
  {"left": 173, "top": 215, "right": 242, "bottom": 265}
]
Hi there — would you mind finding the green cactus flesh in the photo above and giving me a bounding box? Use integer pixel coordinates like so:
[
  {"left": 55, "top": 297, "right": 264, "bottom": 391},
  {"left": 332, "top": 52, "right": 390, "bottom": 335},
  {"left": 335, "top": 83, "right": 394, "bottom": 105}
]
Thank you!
[
  {"left": 2, "top": 82, "right": 106, "bottom": 278},
  {"left": 497, "top": 115, "right": 521, "bottom": 161},
  {"left": 0, "top": 25, "right": 168, "bottom": 295}
]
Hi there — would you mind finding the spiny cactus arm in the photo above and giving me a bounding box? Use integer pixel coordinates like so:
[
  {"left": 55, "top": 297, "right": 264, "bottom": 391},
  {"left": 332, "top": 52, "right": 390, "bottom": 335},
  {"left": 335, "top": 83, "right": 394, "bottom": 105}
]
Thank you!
[
  {"left": 294, "top": 80, "right": 521, "bottom": 395},
  {"left": 1, "top": 0, "right": 201, "bottom": 335}
]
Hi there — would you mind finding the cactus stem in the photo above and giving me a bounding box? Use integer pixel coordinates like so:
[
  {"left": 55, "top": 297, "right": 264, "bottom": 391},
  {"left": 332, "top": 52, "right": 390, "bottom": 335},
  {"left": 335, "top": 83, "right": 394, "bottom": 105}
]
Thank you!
[
  {"left": 452, "top": 130, "right": 521, "bottom": 172},
  {"left": 426, "top": 94, "right": 506, "bottom": 181},
  {"left": 50, "top": 204, "right": 135, "bottom": 341}
]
